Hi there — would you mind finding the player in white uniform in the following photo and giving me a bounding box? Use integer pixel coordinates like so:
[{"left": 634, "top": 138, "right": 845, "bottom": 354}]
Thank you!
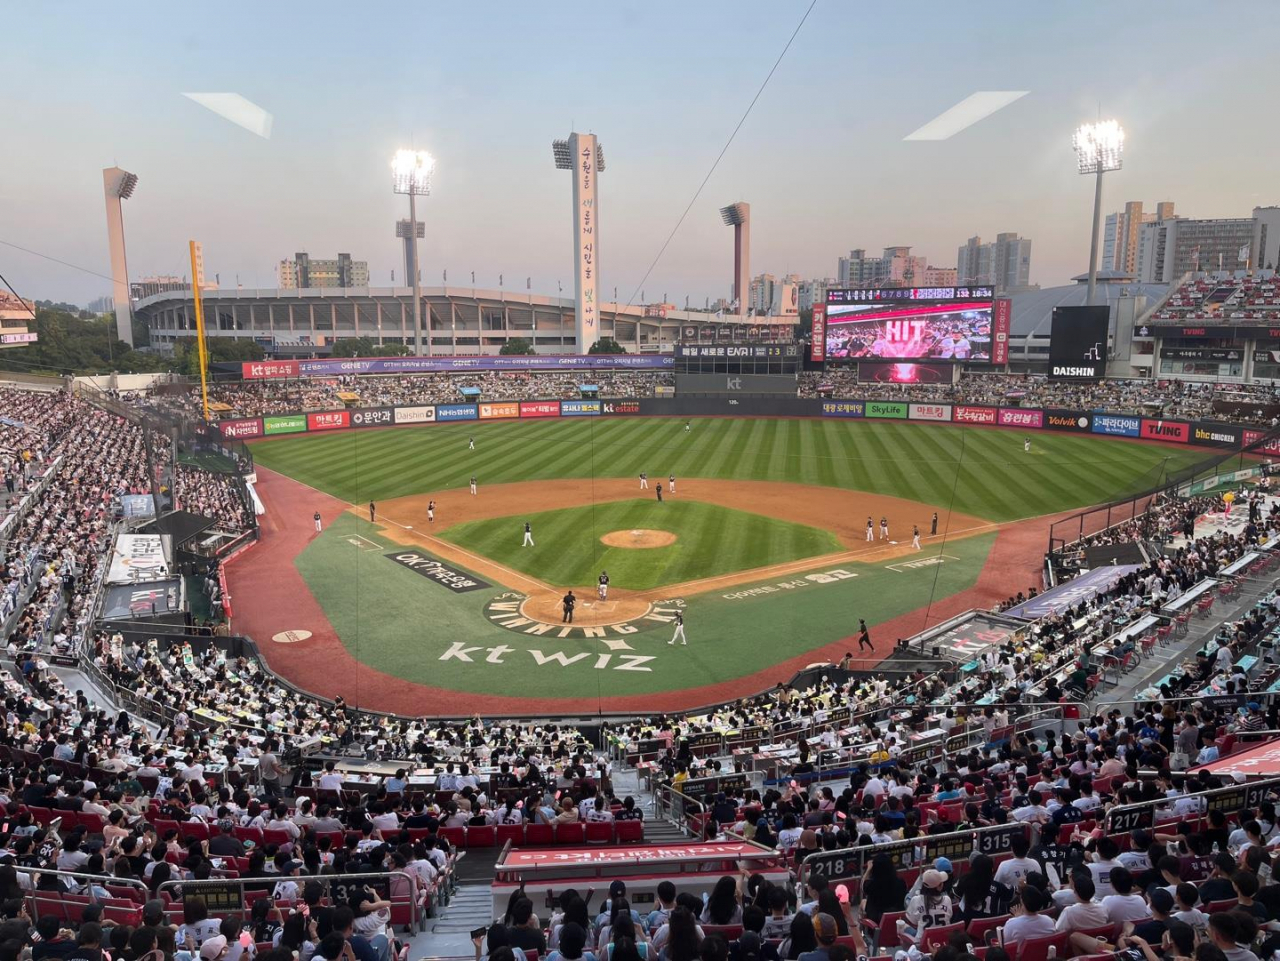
[
  {"left": 668, "top": 474, "right": 676, "bottom": 494},
  {"left": 470, "top": 476, "right": 477, "bottom": 495},
  {"left": 598, "top": 571, "right": 609, "bottom": 601},
  {"left": 1024, "top": 438, "right": 1031, "bottom": 453},
  {"left": 912, "top": 525, "right": 921, "bottom": 550},
  {"left": 866, "top": 517, "right": 874, "bottom": 542},
  {"left": 639, "top": 471, "right": 648, "bottom": 490},
  {"left": 668, "top": 610, "right": 686, "bottom": 645},
  {"left": 879, "top": 516, "right": 889, "bottom": 540},
  {"left": 522, "top": 521, "right": 534, "bottom": 546},
  {"left": 468, "top": 437, "right": 475, "bottom": 450}
]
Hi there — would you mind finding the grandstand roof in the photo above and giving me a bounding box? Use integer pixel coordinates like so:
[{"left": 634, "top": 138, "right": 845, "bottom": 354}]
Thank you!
[{"left": 1008, "top": 276, "right": 1169, "bottom": 337}]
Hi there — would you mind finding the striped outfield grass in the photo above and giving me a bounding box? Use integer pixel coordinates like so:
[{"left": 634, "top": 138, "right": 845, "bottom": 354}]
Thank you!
[
  {"left": 250, "top": 417, "right": 1210, "bottom": 522},
  {"left": 440, "top": 498, "right": 842, "bottom": 591}
]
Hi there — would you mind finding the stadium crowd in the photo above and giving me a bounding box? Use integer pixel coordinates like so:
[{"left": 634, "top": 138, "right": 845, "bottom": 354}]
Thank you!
[{"left": 172, "top": 468, "right": 252, "bottom": 533}]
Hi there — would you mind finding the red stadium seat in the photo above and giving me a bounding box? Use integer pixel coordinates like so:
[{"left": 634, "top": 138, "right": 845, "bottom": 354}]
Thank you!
[
  {"left": 615, "top": 819, "right": 644, "bottom": 843},
  {"left": 584, "top": 821, "right": 614, "bottom": 845},
  {"left": 438, "top": 826, "right": 467, "bottom": 849},
  {"left": 921, "top": 923, "right": 967, "bottom": 952},
  {"left": 1017, "top": 931, "right": 1070, "bottom": 961},
  {"left": 967, "top": 915, "right": 1011, "bottom": 944},
  {"left": 524, "top": 823, "right": 554, "bottom": 846},
  {"left": 467, "top": 825, "right": 496, "bottom": 848},
  {"left": 556, "top": 822, "right": 586, "bottom": 844},
  {"left": 496, "top": 824, "right": 525, "bottom": 847}
]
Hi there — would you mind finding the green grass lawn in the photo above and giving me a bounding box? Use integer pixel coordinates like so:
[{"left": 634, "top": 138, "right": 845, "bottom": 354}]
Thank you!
[
  {"left": 251, "top": 417, "right": 1211, "bottom": 522},
  {"left": 440, "top": 498, "right": 841, "bottom": 590}
]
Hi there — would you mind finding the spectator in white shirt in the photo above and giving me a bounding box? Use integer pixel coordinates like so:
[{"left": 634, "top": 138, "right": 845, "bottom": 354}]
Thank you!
[
  {"left": 1100, "top": 867, "right": 1150, "bottom": 924},
  {"left": 993, "top": 834, "right": 1040, "bottom": 889},
  {"left": 1087, "top": 838, "right": 1122, "bottom": 898},
  {"left": 1056, "top": 874, "right": 1110, "bottom": 934},
  {"left": 1001, "top": 886, "right": 1056, "bottom": 948}
]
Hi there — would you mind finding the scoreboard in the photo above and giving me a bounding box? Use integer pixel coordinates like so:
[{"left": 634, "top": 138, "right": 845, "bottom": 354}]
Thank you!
[
  {"left": 676, "top": 345, "right": 798, "bottom": 359},
  {"left": 675, "top": 343, "right": 799, "bottom": 375}
]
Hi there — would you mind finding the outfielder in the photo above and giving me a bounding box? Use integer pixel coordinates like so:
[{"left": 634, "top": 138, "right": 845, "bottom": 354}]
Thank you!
[
  {"left": 866, "top": 517, "right": 874, "bottom": 542},
  {"left": 468, "top": 437, "right": 475, "bottom": 450},
  {"left": 1024, "top": 437, "right": 1031, "bottom": 453},
  {"left": 668, "top": 610, "right": 686, "bottom": 646},
  {"left": 522, "top": 521, "right": 534, "bottom": 546},
  {"left": 470, "top": 476, "right": 477, "bottom": 496},
  {"left": 639, "top": 471, "right": 648, "bottom": 490},
  {"left": 598, "top": 570, "right": 609, "bottom": 601}
]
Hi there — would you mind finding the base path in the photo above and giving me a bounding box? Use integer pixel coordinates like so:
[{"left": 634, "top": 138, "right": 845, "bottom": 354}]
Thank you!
[{"left": 229, "top": 468, "right": 1048, "bottom": 716}]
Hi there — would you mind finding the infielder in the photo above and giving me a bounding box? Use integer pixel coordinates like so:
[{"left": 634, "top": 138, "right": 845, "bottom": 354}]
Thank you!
[
  {"left": 668, "top": 610, "right": 686, "bottom": 645},
  {"left": 669, "top": 473, "right": 676, "bottom": 494},
  {"left": 469, "top": 476, "right": 477, "bottom": 496},
  {"left": 313, "top": 510, "right": 322, "bottom": 533},
  {"left": 639, "top": 471, "right": 648, "bottom": 490},
  {"left": 522, "top": 521, "right": 534, "bottom": 546},
  {"left": 931, "top": 512, "right": 938, "bottom": 536},
  {"left": 866, "top": 517, "right": 874, "bottom": 542},
  {"left": 598, "top": 570, "right": 609, "bottom": 601},
  {"left": 879, "top": 516, "right": 888, "bottom": 540},
  {"left": 912, "top": 525, "right": 921, "bottom": 550},
  {"left": 656, "top": 483, "right": 664, "bottom": 503},
  {"left": 427, "top": 500, "right": 435, "bottom": 523},
  {"left": 369, "top": 501, "right": 376, "bottom": 523}
]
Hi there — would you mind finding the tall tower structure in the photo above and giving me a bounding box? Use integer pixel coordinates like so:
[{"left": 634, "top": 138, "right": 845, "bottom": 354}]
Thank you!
[
  {"left": 396, "top": 219, "right": 424, "bottom": 285},
  {"left": 553, "top": 132, "right": 605, "bottom": 351},
  {"left": 102, "top": 167, "right": 139, "bottom": 347},
  {"left": 719, "top": 203, "right": 750, "bottom": 315}
]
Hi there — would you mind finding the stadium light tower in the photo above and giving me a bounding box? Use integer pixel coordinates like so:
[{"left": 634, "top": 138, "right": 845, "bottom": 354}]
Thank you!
[
  {"left": 1072, "top": 119, "right": 1124, "bottom": 306},
  {"left": 391, "top": 149, "right": 434, "bottom": 355},
  {"left": 102, "top": 167, "right": 139, "bottom": 347},
  {"left": 719, "top": 203, "right": 751, "bottom": 316},
  {"left": 552, "top": 133, "right": 605, "bottom": 352}
]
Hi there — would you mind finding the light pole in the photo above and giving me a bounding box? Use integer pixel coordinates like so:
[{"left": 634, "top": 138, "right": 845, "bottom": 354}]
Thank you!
[
  {"left": 391, "top": 149, "right": 435, "bottom": 355},
  {"left": 1072, "top": 120, "right": 1124, "bottom": 306}
]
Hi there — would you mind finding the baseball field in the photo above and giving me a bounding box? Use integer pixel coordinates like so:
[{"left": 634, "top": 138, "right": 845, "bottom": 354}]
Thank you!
[{"left": 227, "top": 416, "right": 1207, "bottom": 715}]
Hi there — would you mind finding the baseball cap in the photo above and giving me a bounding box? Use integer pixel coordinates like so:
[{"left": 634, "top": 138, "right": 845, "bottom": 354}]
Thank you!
[
  {"left": 200, "top": 936, "right": 228, "bottom": 960},
  {"left": 934, "top": 857, "right": 953, "bottom": 873},
  {"left": 283, "top": 859, "right": 304, "bottom": 873},
  {"left": 142, "top": 899, "right": 165, "bottom": 924},
  {"left": 812, "top": 913, "right": 838, "bottom": 943},
  {"left": 1248, "top": 702, "right": 1262, "bottom": 711},
  {"left": 921, "top": 869, "right": 948, "bottom": 889}
]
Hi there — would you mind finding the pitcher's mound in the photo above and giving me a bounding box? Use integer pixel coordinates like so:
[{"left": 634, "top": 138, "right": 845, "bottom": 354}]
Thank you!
[{"left": 601, "top": 529, "right": 677, "bottom": 549}]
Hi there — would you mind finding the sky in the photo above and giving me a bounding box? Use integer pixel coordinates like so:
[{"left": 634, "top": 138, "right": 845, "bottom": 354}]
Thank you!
[{"left": 3, "top": 0, "right": 1279, "bottom": 308}]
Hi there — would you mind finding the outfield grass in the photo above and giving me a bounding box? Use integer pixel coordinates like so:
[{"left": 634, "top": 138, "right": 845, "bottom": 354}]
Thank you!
[
  {"left": 441, "top": 498, "right": 841, "bottom": 590},
  {"left": 252, "top": 417, "right": 1210, "bottom": 522}
]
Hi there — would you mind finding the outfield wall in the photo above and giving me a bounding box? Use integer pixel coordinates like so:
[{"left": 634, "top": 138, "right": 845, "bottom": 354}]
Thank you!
[{"left": 216, "top": 395, "right": 1280, "bottom": 456}]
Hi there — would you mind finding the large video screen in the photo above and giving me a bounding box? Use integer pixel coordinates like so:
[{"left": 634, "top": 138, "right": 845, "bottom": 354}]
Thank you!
[
  {"left": 824, "top": 287, "right": 995, "bottom": 362},
  {"left": 1048, "top": 305, "right": 1109, "bottom": 380}
]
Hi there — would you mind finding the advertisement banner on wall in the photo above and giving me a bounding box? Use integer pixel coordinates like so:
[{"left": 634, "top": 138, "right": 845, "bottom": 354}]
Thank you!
[
  {"left": 519, "top": 401, "right": 561, "bottom": 419},
  {"left": 1048, "top": 305, "right": 1109, "bottom": 380},
  {"left": 953, "top": 406, "right": 997, "bottom": 425},
  {"left": 478, "top": 402, "right": 520, "bottom": 420},
  {"left": 909, "top": 403, "right": 951, "bottom": 421},
  {"left": 1242, "top": 430, "right": 1280, "bottom": 455},
  {"left": 220, "top": 418, "right": 263, "bottom": 439},
  {"left": 241, "top": 360, "right": 301, "bottom": 380},
  {"left": 1042, "top": 410, "right": 1091, "bottom": 432},
  {"left": 307, "top": 411, "right": 350, "bottom": 431},
  {"left": 263, "top": 414, "right": 307, "bottom": 435},
  {"left": 821, "top": 401, "right": 864, "bottom": 418},
  {"left": 865, "top": 401, "right": 908, "bottom": 419},
  {"left": 810, "top": 305, "right": 826, "bottom": 363},
  {"left": 992, "top": 298, "right": 1011, "bottom": 365},
  {"left": 1191, "top": 422, "right": 1242, "bottom": 447},
  {"left": 242, "top": 355, "right": 676, "bottom": 379},
  {"left": 394, "top": 405, "right": 436, "bottom": 424},
  {"left": 1091, "top": 413, "right": 1141, "bottom": 437},
  {"left": 435, "top": 403, "right": 478, "bottom": 422},
  {"left": 351, "top": 408, "right": 394, "bottom": 428},
  {"left": 602, "top": 400, "right": 642, "bottom": 415},
  {"left": 560, "top": 400, "right": 602, "bottom": 416},
  {"left": 998, "top": 408, "right": 1044, "bottom": 429},
  {"left": 1139, "top": 418, "right": 1190, "bottom": 443}
]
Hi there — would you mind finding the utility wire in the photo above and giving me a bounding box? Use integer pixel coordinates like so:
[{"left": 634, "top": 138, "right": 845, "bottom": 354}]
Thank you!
[
  {"left": 0, "top": 239, "right": 118, "bottom": 286},
  {"left": 621, "top": 0, "right": 819, "bottom": 309}
]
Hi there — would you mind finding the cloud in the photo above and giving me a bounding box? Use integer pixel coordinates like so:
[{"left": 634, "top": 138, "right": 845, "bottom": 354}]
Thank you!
[
  {"left": 182, "top": 93, "right": 273, "bottom": 139},
  {"left": 904, "top": 91, "right": 1028, "bottom": 141}
]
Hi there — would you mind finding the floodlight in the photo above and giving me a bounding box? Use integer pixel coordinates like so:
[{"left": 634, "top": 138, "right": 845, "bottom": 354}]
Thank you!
[
  {"left": 1072, "top": 120, "right": 1124, "bottom": 174},
  {"left": 720, "top": 203, "right": 748, "bottom": 227},
  {"left": 552, "top": 139, "right": 573, "bottom": 169},
  {"left": 391, "top": 149, "right": 435, "bottom": 195},
  {"left": 395, "top": 219, "right": 425, "bottom": 239}
]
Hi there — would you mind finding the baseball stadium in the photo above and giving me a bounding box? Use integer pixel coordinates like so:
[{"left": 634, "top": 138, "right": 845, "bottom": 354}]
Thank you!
[{"left": 10, "top": 6, "right": 1280, "bottom": 961}]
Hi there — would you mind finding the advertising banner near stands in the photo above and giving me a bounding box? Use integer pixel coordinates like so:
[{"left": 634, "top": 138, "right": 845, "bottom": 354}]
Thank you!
[
  {"left": 810, "top": 305, "right": 826, "bottom": 362},
  {"left": 106, "top": 534, "right": 171, "bottom": 585},
  {"left": 101, "top": 580, "right": 182, "bottom": 619},
  {"left": 998, "top": 408, "right": 1043, "bottom": 428},
  {"left": 436, "top": 404, "right": 478, "bottom": 422},
  {"left": 1042, "top": 410, "right": 1091, "bottom": 432},
  {"left": 519, "top": 401, "right": 561, "bottom": 419},
  {"left": 560, "top": 400, "right": 602, "bottom": 416},
  {"left": 120, "top": 495, "right": 155, "bottom": 519},
  {"left": 1004, "top": 565, "right": 1141, "bottom": 620},
  {"left": 1139, "top": 418, "right": 1190, "bottom": 443},
  {"left": 1091, "top": 413, "right": 1141, "bottom": 437},
  {"left": 219, "top": 418, "right": 263, "bottom": 439},
  {"left": 263, "top": 414, "right": 306, "bottom": 435},
  {"left": 307, "top": 411, "right": 350, "bottom": 431},
  {"left": 992, "top": 298, "right": 1011, "bottom": 365},
  {"left": 350, "top": 408, "right": 393, "bottom": 428},
  {"left": 602, "top": 400, "right": 642, "bottom": 415},
  {"left": 1191, "top": 422, "right": 1242, "bottom": 447},
  {"left": 241, "top": 360, "right": 300, "bottom": 379},
  {"left": 954, "top": 405, "right": 997, "bottom": 425},
  {"left": 865, "top": 401, "right": 907, "bottom": 419},
  {"left": 909, "top": 403, "right": 951, "bottom": 421},
  {"left": 821, "top": 401, "right": 864, "bottom": 418},
  {"left": 242, "top": 355, "right": 674, "bottom": 379},
  {"left": 394, "top": 405, "right": 436, "bottom": 424},
  {"left": 478, "top": 403, "right": 520, "bottom": 420},
  {"left": 1243, "top": 430, "right": 1280, "bottom": 456}
]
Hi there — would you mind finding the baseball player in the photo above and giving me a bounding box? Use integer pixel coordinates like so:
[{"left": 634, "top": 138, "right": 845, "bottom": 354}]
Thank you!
[
  {"left": 912, "top": 525, "right": 921, "bottom": 550},
  {"left": 598, "top": 571, "right": 609, "bottom": 601},
  {"left": 931, "top": 512, "right": 938, "bottom": 536},
  {"left": 656, "top": 483, "right": 664, "bottom": 503},
  {"left": 469, "top": 476, "right": 477, "bottom": 496},
  {"left": 879, "top": 516, "right": 888, "bottom": 540},
  {"left": 669, "top": 473, "right": 676, "bottom": 494},
  {"left": 857, "top": 619, "right": 873, "bottom": 652},
  {"left": 668, "top": 610, "right": 686, "bottom": 646},
  {"left": 684, "top": 421, "right": 691, "bottom": 432},
  {"left": 639, "top": 471, "right": 648, "bottom": 490},
  {"left": 313, "top": 510, "right": 322, "bottom": 533},
  {"left": 522, "top": 521, "right": 534, "bottom": 546},
  {"left": 866, "top": 517, "right": 874, "bottom": 542},
  {"left": 468, "top": 437, "right": 475, "bottom": 450},
  {"left": 369, "top": 501, "right": 376, "bottom": 523},
  {"left": 427, "top": 500, "right": 435, "bottom": 523},
  {"left": 1024, "top": 437, "right": 1032, "bottom": 453},
  {"left": 562, "top": 590, "right": 576, "bottom": 623}
]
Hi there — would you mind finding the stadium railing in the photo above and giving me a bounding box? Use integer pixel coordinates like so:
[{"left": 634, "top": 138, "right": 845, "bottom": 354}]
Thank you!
[{"left": 15, "top": 867, "right": 150, "bottom": 925}]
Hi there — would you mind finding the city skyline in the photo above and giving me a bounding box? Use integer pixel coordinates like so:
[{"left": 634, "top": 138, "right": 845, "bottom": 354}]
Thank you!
[{"left": 4, "top": 1, "right": 1279, "bottom": 308}]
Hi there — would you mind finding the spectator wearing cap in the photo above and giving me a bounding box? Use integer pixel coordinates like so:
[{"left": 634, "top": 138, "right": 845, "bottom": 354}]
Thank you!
[
  {"left": 200, "top": 936, "right": 229, "bottom": 961},
  {"left": 596, "top": 881, "right": 643, "bottom": 932},
  {"left": 902, "top": 870, "right": 952, "bottom": 945},
  {"left": 797, "top": 913, "right": 838, "bottom": 961},
  {"left": 1237, "top": 702, "right": 1268, "bottom": 736},
  {"left": 272, "top": 855, "right": 304, "bottom": 901},
  {"left": 208, "top": 819, "right": 244, "bottom": 857}
]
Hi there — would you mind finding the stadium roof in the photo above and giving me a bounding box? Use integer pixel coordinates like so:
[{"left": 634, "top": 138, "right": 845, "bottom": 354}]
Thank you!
[{"left": 1008, "top": 276, "right": 1169, "bottom": 337}]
